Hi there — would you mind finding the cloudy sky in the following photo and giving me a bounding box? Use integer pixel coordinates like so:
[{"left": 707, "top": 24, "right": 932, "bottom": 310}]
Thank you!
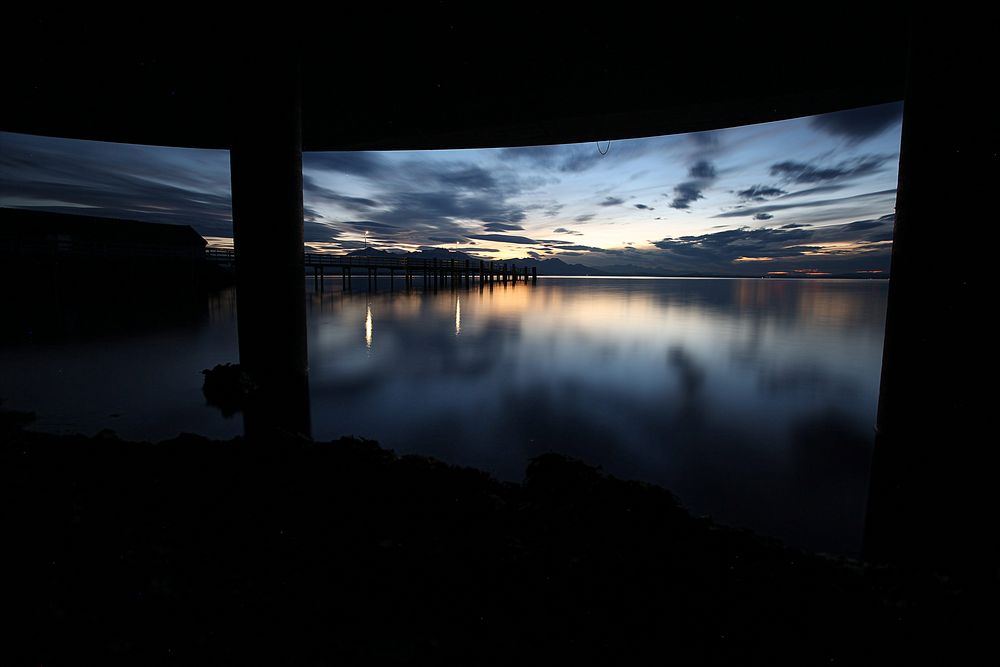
[{"left": 0, "top": 102, "right": 901, "bottom": 276}]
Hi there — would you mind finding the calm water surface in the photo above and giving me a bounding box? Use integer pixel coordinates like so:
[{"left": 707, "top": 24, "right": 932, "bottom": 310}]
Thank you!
[{"left": 1, "top": 277, "right": 888, "bottom": 555}]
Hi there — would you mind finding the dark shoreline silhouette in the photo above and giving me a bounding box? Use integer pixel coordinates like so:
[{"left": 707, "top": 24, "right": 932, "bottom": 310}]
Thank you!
[{"left": 5, "top": 407, "right": 989, "bottom": 664}]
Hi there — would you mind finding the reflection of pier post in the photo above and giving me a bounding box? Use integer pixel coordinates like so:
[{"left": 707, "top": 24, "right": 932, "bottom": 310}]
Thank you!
[{"left": 230, "top": 47, "right": 310, "bottom": 440}]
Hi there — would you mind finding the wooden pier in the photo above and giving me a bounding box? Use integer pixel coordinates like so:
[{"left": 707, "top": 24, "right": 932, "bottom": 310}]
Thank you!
[{"left": 206, "top": 249, "right": 537, "bottom": 290}]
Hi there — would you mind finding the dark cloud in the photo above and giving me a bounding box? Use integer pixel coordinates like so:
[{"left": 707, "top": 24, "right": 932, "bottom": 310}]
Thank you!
[
  {"left": 466, "top": 233, "right": 539, "bottom": 244},
  {"left": 557, "top": 244, "right": 604, "bottom": 252},
  {"left": 634, "top": 204, "right": 654, "bottom": 210},
  {"left": 497, "top": 143, "right": 628, "bottom": 174},
  {"left": 810, "top": 102, "right": 903, "bottom": 143},
  {"left": 340, "top": 220, "right": 400, "bottom": 232},
  {"left": 303, "top": 149, "right": 551, "bottom": 248},
  {"left": 769, "top": 155, "right": 892, "bottom": 184},
  {"left": 347, "top": 189, "right": 528, "bottom": 247},
  {"left": 669, "top": 160, "right": 719, "bottom": 210},
  {"left": 599, "top": 196, "right": 624, "bottom": 206},
  {"left": 553, "top": 227, "right": 583, "bottom": 235},
  {"left": 669, "top": 182, "right": 706, "bottom": 209},
  {"left": 688, "top": 160, "right": 716, "bottom": 179},
  {"left": 559, "top": 148, "right": 604, "bottom": 173},
  {"left": 302, "top": 222, "right": 343, "bottom": 243},
  {"left": 436, "top": 165, "right": 500, "bottom": 190},
  {"left": 781, "top": 223, "right": 811, "bottom": 229},
  {"left": 843, "top": 219, "right": 885, "bottom": 231},
  {"left": 303, "top": 175, "right": 379, "bottom": 211},
  {"left": 647, "top": 216, "right": 894, "bottom": 275},
  {"left": 574, "top": 213, "right": 595, "bottom": 223},
  {"left": 737, "top": 185, "right": 787, "bottom": 201},
  {"left": 483, "top": 221, "right": 525, "bottom": 232},
  {"left": 779, "top": 185, "right": 848, "bottom": 199},
  {"left": 330, "top": 240, "right": 369, "bottom": 250},
  {"left": 713, "top": 188, "right": 897, "bottom": 219},
  {"left": 303, "top": 206, "right": 326, "bottom": 223},
  {"left": 479, "top": 213, "right": 527, "bottom": 224},
  {"left": 690, "top": 131, "right": 720, "bottom": 149},
  {"left": 304, "top": 152, "right": 387, "bottom": 177},
  {"left": 0, "top": 131, "right": 234, "bottom": 238},
  {"left": 753, "top": 213, "right": 774, "bottom": 221}
]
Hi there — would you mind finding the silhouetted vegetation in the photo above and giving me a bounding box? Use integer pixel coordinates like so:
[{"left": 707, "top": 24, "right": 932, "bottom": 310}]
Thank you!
[{"left": 5, "top": 411, "right": 990, "bottom": 664}]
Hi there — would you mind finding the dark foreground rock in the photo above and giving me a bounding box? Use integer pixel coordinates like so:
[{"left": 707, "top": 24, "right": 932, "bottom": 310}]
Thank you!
[
  {"left": 4, "top": 421, "right": 992, "bottom": 665},
  {"left": 201, "top": 363, "right": 256, "bottom": 417}
]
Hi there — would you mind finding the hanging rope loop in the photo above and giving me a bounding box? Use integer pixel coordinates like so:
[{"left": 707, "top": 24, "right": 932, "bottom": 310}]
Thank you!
[{"left": 597, "top": 140, "right": 611, "bottom": 156}]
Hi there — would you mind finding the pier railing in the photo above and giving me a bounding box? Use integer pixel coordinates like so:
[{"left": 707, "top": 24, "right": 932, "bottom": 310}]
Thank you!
[{"left": 205, "top": 248, "right": 537, "bottom": 285}]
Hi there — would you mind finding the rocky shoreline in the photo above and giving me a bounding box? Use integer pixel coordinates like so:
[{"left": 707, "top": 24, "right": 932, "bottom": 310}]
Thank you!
[{"left": 4, "top": 409, "right": 989, "bottom": 664}]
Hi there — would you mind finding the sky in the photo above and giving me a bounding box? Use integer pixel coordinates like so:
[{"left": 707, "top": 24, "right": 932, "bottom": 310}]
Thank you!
[{"left": 0, "top": 102, "right": 902, "bottom": 276}]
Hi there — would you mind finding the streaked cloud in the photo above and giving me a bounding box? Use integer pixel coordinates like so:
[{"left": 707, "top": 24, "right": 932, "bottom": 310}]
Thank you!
[
  {"left": 810, "top": 102, "right": 903, "bottom": 143},
  {"left": 1, "top": 100, "right": 900, "bottom": 271}
]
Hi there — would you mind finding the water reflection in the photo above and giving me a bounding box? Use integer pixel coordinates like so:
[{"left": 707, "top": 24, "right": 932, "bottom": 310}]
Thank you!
[
  {"left": 0, "top": 276, "right": 888, "bottom": 557},
  {"left": 365, "top": 302, "right": 373, "bottom": 351},
  {"left": 306, "top": 277, "right": 888, "bottom": 555}
]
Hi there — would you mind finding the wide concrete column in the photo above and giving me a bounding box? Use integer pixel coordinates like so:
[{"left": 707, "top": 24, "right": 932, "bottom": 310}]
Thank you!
[
  {"left": 863, "top": 22, "right": 990, "bottom": 578},
  {"left": 230, "top": 47, "right": 311, "bottom": 439}
]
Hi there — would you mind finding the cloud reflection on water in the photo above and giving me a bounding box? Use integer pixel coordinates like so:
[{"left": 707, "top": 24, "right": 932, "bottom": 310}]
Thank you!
[{"left": 306, "top": 277, "right": 887, "bottom": 555}]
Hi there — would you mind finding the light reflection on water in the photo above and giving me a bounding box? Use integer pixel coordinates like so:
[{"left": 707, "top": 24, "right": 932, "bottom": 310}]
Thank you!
[
  {"left": 364, "top": 302, "right": 373, "bottom": 351},
  {"left": 307, "top": 277, "right": 888, "bottom": 555},
  {"left": 0, "top": 276, "right": 888, "bottom": 555}
]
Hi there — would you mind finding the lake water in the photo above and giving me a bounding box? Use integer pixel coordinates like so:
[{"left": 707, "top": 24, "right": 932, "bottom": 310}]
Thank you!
[{"left": 1, "top": 277, "right": 888, "bottom": 555}]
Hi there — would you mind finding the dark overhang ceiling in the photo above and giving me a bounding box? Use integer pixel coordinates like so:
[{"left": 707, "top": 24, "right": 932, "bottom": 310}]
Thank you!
[{"left": 2, "top": 8, "right": 909, "bottom": 151}]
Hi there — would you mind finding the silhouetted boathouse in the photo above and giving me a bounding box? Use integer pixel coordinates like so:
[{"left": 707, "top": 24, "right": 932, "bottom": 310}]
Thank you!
[
  {"left": 0, "top": 207, "right": 207, "bottom": 260},
  {"left": 0, "top": 207, "right": 236, "bottom": 294}
]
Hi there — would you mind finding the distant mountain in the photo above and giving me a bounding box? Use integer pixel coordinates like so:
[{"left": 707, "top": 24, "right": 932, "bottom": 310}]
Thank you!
[
  {"left": 346, "top": 248, "right": 395, "bottom": 257},
  {"left": 505, "top": 257, "right": 609, "bottom": 276},
  {"left": 405, "top": 248, "right": 479, "bottom": 262},
  {"left": 342, "top": 249, "right": 887, "bottom": 279},
  {"left": 347, "top": 248, "right": 610, "bottom": 275},
  {"left": 595, "top": 263, "right": 665, "bottom": 276},
  {"left": 350, "top": 247, "right": 482, "bottom": 263}
]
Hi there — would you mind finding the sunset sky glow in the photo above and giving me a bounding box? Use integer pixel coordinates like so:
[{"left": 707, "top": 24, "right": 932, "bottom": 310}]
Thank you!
[{"left": 0, "top": 101, "right": 902, "bottom": 275}]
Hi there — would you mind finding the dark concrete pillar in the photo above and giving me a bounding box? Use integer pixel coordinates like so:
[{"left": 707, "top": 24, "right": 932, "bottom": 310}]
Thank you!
[
  {"left": 230, "top": 47, "right": 310, "bottom": 440},
  {"left": 863, "top": 23, "right": 991, "bottom": 579}
]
